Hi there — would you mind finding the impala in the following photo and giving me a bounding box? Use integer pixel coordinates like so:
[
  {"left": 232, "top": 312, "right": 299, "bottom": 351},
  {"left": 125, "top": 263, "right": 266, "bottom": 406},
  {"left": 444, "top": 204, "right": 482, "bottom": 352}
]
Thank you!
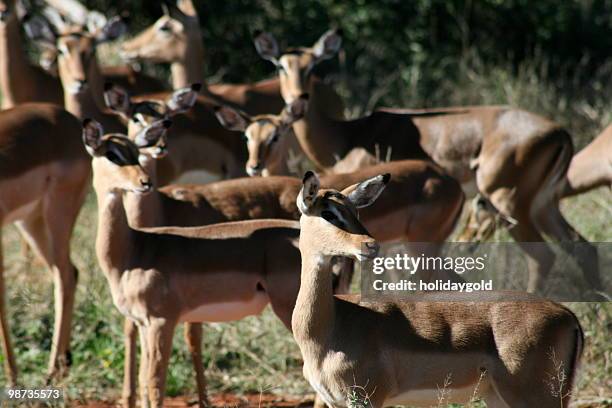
[
  {"left": 23, "top": 11, "right": 130, "bottom": 135},
  {"left": 214, "top": 95, "right": 308, "bottom": 176},
  {"left": 562, "top": 123, "right": 612, "bottom": 198},
  {"left": 103, "top": 117, "right": 463, "bottom": 406},
  {"left": 253, "top": 30, "right": 602, "bottom": 294},
  {"left": 0, "top": 104, "right": 90, "bottom": 384},
  {"left": 85, "top": 121, "right": 339, "bottom": 407},
  {"left": 293, "top": 170, "right": 584, "bottom": 408},
  {"left": 119, "top": 0, "right": 344, "bottom": 120},
  {"left": 0, "top": 0, "right": 63, "bottom": 108},
  {"left": 464, "top": 123, "right": 612, "bottom": 240}
]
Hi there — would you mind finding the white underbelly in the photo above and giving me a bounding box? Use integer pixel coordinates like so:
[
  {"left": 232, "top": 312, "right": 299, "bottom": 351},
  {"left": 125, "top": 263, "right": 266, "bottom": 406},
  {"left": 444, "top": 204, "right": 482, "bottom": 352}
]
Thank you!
[
  {"left": 385, "top": 383, "right": 481, "bottom": 406},
  {"left": 173, "top": 170, "right": 222, "bottom": 185},
  {"left": 179, "top": 292, "right": 269, "bottom": 323}
]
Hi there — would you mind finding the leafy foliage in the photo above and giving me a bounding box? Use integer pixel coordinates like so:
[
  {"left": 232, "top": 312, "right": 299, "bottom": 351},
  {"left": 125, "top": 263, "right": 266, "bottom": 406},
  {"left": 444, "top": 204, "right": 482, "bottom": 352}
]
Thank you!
[{"left": 81, "top": 0, "right": 612, "bottom": 110}]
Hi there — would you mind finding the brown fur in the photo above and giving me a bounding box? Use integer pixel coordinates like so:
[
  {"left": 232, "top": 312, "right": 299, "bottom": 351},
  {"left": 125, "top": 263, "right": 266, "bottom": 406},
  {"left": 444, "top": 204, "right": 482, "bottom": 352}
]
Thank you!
[
  {"left": 142, "top": 93, "right": 251, "bottom": 180},
  {"left": 118, "top": 157, "right": 462, "bottom": 408},
  {"left": 129, "top": 160, "right": 463, "bottom": 244},
  {"left": 294, "top": 175, "right": 584, "bottom": 408},
  {"left": 0, "top": 103, "right": 90, "bottom": 385},
  {"left": 0, "top": 1, "right": 63, "bottom": 108},
  {"left": 56, "top": 31, "right": 127, "bottom": 134},
  {"left": 89, "top": 136, "right": 305, "bottom": 408},
  {"left": 0, "top": 104, "right": 85, "bottom": 178},
  {"left": 562, "top": 123, "right": 612, "bottom": 197},
  {"left": 0, "top": 0, "right": 163, "bottom": 111}
]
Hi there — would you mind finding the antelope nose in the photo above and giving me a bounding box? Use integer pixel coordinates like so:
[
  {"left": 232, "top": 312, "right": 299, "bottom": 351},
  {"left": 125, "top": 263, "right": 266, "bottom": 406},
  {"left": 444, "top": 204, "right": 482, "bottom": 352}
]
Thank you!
[
  {"left": 140, "top": 178, "right": 153, "bottom": 191},
  {"left": 246, "top": 162, "right": 263, "bottom": 176}
]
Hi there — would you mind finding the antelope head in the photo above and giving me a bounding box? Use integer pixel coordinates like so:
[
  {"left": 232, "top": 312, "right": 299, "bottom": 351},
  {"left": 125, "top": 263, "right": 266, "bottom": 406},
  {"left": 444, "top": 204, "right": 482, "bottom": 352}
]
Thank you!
[
  {"left": 297, "top": 171, "right": 388, "bottom": 261},
  {"left": 120, "top": 0, "right": 199, "bottom": 64},
  {"left": 82, "top": 118, "right": 169, "bottom": 194},
  {"left": 104, "top": 82, "right": 201, "bottom": 157},
  {"left": 215, "top": 95, "right": 308, "bottom": 176},
  {"left": 24, "top": 10, "right": 127, "bottom": 95},
  {"left": 253, "top": 29, "right": 342, "bottom": 104}
]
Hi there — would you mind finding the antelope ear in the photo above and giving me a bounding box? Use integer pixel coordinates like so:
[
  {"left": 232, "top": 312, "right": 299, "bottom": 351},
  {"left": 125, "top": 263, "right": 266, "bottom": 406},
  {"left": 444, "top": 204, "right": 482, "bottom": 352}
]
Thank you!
[
  {"left": 23, "top": 14, "right": 57, "bottom": 48},
  {"left": 312, "top": 29, "right": 342, "bottom": 61},
  {"left": 39, "top": 48, "right": 58, "bottom": 72},
  {"left": 297, "top": 171, "right": 320, "bottom": 214},
  {"left": 253, "top": 31, "right": 280, "bottom": 64},
  {"left": 162, "top": 0, "right": 188, "bottom": 21},
  {"left": 161, "top": 2, "right": 170, "bottom": 16},
  {"left": 214, "top": 106, "right": 250, "bottom": 132},
  {"left": 281, "top": 94, "right": 308, "bottom": 126},
  {"left": 104, "top": 82, "right": 131, "bottom": 117},
  {"left": 166, "top": 83, "right": 201, "bottom": 115},
  {"left": 94, "top": 15, "right": 127, "bottom": 43},
  {"left": 41, "top": 6, "right": 69, "bottom": 33},
  {"left": 43, "top": 0, "right": 89, "bottom": 26},
  {"left": 342, "top": 173, "right": 390, "bottom": 208},
  {"left": 176, "top": 0, "right": 198, "bottom": 19},
  {"left": 86, "top": 10, "right": 108, "bottom": 34},
  {"left": 14, "top": 0, "right": 27, "bottom": 20},
  {"left": 134, "top": 119, "right": 172, "bottom": 148},
  {"left": 82, "top": 119, "right": 106, "bottom": 157}
]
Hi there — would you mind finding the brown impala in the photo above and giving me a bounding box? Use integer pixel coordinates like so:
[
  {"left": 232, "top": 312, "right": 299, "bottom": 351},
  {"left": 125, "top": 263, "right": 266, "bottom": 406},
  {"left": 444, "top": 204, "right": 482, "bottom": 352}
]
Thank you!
[
  {"left": 252, "top": 29, "right": 602, "bottom": 294},
  {"left": 0, "top": 104, "right": 90, "bottom": 385},
  {"left": 292, "top": 170, "right": 584, "bottom": 408},
  {"left": 0, "top": 0, "right": 63, "bottom": 108},
  {"left": 84, "top": 121, "right": 326, "bottom": 407}
]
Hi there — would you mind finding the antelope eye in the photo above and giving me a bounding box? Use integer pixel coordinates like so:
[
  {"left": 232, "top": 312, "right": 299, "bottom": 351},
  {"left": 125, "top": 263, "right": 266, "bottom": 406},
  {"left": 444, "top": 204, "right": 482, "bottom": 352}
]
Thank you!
[{"left": 159, "top": 23, "right": 171, "bottom": 32}]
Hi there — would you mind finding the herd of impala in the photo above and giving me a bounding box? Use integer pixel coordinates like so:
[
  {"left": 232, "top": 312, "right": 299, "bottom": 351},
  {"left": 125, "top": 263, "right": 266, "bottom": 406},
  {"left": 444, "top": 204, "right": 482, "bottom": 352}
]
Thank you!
[{"left": 0, "top": 0, "right": 609, "bottom": 407}]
